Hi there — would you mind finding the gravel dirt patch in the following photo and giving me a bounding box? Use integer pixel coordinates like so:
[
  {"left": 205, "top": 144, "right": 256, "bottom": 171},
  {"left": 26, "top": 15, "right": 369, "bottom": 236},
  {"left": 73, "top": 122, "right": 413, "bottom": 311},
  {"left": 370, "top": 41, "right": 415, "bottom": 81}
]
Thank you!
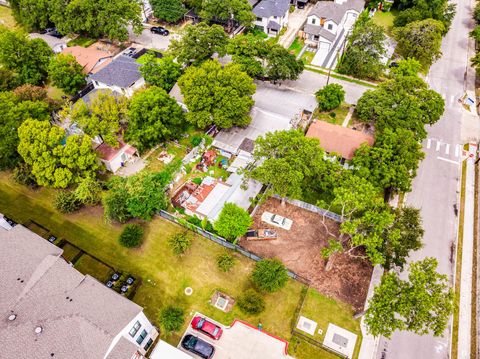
[{"left": 239, "top": 197, "right": 372, "bottom": 312}]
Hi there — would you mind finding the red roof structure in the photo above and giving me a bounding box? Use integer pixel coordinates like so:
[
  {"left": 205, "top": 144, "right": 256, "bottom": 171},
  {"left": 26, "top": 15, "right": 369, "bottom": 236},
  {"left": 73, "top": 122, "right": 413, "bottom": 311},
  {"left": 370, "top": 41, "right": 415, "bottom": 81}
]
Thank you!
[{"left": 95, "top": 141, "right": 137, "bottom": 161}]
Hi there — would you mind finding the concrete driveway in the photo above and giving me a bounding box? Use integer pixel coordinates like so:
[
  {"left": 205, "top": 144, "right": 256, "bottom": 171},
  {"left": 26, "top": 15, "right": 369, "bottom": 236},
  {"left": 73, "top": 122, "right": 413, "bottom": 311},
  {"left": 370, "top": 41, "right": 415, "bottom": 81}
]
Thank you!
[
  {"left": 127, "top": 25, "right": 177, "bottom": 50},
  {"left": 278, "top": 5, "right": 311, "bottom": 48},
  {"left": 178, "top": 314, "right": 292, "bottom": 359}
]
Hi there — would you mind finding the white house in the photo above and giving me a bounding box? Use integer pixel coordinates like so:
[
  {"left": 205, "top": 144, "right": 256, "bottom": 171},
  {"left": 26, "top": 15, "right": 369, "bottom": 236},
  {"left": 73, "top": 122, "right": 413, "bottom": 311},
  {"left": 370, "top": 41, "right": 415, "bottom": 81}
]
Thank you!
[
  {"left": 140, "top": 0, "right": 153, "bottom": 22},
  {"left": 0, "top": 218, "right": 158, "bottom": 359},
  {"left": 252, "top": 0, "right": 290, "bottom": 35},
  {"left": 89, "top": 56, "right": 145, "bottom": 98},
  {"left": 95, "top": 139, "right": 139, "bottom": 173},
  {"left": 302, "top": 0, "right": 364, "bottom": 67}
]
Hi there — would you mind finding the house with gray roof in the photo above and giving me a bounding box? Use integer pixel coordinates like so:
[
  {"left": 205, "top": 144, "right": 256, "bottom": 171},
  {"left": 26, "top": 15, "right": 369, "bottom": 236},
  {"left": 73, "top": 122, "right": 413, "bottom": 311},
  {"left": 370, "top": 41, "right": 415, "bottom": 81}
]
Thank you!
[
  {"left": 90, "top": 55, "right": 145, "bottom": 97},
  {"left": 0, "top": 217, "right": 158, "bottom": 359},
  {"left": 252, "top": 0, "right": 290, "bottom": 35},
  {"left": 302, "top": 0, "right": 364, "bottom": 67}
]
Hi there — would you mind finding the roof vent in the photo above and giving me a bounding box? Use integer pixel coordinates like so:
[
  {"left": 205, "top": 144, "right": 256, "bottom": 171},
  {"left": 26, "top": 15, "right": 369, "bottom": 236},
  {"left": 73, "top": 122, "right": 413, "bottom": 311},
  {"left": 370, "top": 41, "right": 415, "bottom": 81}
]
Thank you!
[
  {"left": 34, "top": 326, "right": 43, "bottom": 334},
  {"left": 8, "top": 314, "right": 16, "bottom": 321}
]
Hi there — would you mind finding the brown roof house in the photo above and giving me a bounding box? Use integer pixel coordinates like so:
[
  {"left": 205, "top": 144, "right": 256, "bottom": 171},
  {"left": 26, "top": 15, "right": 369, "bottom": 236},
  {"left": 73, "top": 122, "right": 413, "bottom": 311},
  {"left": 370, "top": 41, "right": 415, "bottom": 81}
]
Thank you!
[
  {"left": 62, "top": 46, "right": 114, "bottom": 75},
  {"left": 0, "top": 215, "right": 158, "bottom": 359},
  {"left": 95, "top": 140, "right": 139, "bottom": 173},
  {"left": 306, "top": 120, "right": 374, "bottom": 161}
]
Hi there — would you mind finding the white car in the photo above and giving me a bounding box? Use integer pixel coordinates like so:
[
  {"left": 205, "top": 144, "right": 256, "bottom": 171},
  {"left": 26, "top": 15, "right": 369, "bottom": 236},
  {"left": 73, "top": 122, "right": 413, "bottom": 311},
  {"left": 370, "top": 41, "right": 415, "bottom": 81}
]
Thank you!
[{"left": 261, "top": 212, "right": 293, "bottom": 230}]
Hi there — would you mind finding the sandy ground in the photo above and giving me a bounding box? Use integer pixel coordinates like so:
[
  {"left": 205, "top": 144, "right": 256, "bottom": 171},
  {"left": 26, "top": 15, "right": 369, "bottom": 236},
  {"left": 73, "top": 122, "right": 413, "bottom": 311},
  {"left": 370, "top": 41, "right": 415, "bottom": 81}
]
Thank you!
[{"left": 239, "top": 198, "right": 372, "bottom": 312}]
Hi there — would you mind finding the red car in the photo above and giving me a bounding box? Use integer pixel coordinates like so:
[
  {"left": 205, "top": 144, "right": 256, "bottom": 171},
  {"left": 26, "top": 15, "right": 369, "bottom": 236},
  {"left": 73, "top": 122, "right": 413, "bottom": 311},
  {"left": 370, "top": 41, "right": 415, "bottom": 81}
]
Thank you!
[{"left": 191, "top": 316, "right": 223, "bottom": 340}]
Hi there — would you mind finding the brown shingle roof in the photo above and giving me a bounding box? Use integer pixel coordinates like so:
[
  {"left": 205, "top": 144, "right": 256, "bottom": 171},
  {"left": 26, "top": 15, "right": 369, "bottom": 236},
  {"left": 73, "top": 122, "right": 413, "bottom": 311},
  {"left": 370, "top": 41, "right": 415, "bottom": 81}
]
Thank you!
[
  {"left": 62, "top": 46, "right": 113, "bottom": 74},
  {"left": 306, "top": 120, "right": 374, "bottom": 160},
  {"left": 0, "top": 224, "right": 143, "bottom": 359}
]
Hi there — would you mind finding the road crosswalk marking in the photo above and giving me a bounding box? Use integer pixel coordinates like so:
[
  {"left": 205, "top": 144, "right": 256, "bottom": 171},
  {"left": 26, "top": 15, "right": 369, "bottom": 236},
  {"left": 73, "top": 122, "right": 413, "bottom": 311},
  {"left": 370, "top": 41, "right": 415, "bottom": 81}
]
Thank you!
[{"left": 424, "top": 139, "right": 464, "bottom": 161}]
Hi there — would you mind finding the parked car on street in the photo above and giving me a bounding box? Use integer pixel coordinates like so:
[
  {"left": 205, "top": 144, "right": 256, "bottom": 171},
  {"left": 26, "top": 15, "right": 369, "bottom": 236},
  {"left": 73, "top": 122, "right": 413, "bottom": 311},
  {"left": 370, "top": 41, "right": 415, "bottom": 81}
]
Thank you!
[
  {"left": 181, "top": 334, "right": 215, "bottom": 359},
  {"left": 150, "top": 26, "right": 169, "bottom": 36},
  {"left": 191, "top": 316, "right": 223, "bottom": 340}
]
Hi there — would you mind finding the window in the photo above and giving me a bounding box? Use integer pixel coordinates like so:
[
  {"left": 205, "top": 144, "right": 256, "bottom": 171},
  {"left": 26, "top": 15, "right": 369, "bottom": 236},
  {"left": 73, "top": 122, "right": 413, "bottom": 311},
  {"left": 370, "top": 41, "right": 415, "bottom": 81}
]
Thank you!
[
  {"left": 144, "top": 338, "right": 153, "bottom": 351},
  {"left": 136, "top": 329, "right": 148, "bottom": 345},
  {"left": 311, "top": 18, "right": 316, "bottom": 25},
  {"left": 313, "top": 35, "right": 319, "bottom": 41},
  {"left": 129, "top": 321, "right": 141, "bottom": 337},
  {"left": 327, "top": 24, "right": 333, "bottom": 30},
  {"left": 94, "top": 81, "right": 99, "bottom": 86},
  {"left": 256, "top": 17, "right": 262, "bottom": 21}
]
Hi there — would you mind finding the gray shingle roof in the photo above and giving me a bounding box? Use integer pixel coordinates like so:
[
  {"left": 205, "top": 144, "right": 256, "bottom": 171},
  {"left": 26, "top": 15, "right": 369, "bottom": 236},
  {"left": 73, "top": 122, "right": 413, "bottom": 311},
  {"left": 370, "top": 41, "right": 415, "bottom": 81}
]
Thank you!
[
  {"left": 308, "top": 0, "right": 364, "bottom": 24},
  {"left": 90, "top": 56, "right": 142, "bottom": 88},
  {"left": 253, "top": 0, "right": 290, "bottom": 18},
  {"left": 304, "top": 24, "right": 336, "bottom": 42},
  {"left": 267, "top": 20, "right": 281, "bottom": 31},
  {"left": 0, "top": 224, "right": 144, "bottom": 359}
]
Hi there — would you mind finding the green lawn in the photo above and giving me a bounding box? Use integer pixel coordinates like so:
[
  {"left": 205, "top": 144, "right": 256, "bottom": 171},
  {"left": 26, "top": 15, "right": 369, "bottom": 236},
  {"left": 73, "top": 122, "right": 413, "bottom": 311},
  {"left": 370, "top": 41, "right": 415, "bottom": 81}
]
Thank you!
[
  {"left": 372, "top": 10, "right": 398, "bottom": 37},
  {"left": 288, "top": 37, "right": 305, "bottom": 57},
  {"left": 67, "top": 36, "right": 97, "bottom": 48},
  {"left": 299, "top": 288, "right": 362, "bottom": 358},
  {"left": 0, "top": 5, "right": 17, "bottom": 29},
  {"left": 60, "top": 242, "right": 82, "bottom": 263},
  {"left": 0, "top": 171, "right": 362, "bottom": 357},
  {"left": 312, "top": 102, "right": 352, "bottom": 126},
  {"left": 46, "top": 84, "right": 68, "bottom": 101},
  {"left": 301, "top": 50, "right": 314, "bottom": 65}
]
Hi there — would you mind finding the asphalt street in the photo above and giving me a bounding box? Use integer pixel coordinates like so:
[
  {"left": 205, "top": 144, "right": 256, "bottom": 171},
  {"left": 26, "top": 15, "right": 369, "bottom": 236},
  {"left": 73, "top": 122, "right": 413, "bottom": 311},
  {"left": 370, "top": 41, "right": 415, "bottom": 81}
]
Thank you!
[{"left": 376, "top": 0, "right": 477, "bottom": 358}]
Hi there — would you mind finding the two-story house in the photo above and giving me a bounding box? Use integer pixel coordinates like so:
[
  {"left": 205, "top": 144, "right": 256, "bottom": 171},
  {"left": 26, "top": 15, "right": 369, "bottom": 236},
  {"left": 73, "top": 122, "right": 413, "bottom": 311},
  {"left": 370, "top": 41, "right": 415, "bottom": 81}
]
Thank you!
[
  {"left": 89, "top": 56, "right": 145, "bottom": 98},
  {"left": 302, "top": 0, "right": 364, "bottom": 66},
  {"left": 0, "top": 218, "right": 159, "bottom": 359},
  {"left": 252, "top": 0, "right": 291, "bottom": 36}
]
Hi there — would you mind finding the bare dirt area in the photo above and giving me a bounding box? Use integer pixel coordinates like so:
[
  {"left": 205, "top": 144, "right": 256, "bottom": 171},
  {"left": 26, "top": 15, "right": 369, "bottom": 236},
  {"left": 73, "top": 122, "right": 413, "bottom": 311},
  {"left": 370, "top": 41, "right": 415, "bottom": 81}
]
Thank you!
[{"left": 239, "top": 197, "right": 372, "bottom": 311}]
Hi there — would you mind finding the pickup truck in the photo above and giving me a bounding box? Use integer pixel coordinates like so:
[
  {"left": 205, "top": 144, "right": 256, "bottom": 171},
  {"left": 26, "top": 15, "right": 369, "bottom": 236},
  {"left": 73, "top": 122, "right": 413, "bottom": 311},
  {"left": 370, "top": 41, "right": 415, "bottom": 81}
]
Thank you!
[{"left": 245, "top": 229, "right": 278, "bottom": 241}]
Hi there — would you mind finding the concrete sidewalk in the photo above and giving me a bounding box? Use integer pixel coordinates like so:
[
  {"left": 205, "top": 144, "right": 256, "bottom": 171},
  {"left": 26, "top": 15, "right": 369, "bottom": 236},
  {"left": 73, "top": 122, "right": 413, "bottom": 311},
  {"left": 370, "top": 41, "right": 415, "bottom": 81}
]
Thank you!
[{"left": 457, "top": 144, "right": 477, "bottom": 358}]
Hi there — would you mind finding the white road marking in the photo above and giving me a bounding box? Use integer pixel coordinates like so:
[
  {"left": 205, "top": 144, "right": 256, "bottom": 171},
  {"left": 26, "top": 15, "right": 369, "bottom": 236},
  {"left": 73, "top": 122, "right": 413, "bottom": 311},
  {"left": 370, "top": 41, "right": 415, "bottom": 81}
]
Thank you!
[
  {"left": 450, "top": 95, "right": 455, "bottom": 105},
  {"left": 436, "top": 140, "right": 441, "bottom": 151},
  {"left": 455, "top": 144, "right": 460, "bottom": 157},
  {"left": 445, "top": 143, "right": 450, "bottom": 155},
  {"left": 427, "top": 139, "right": 432, "bottom": 149},
  {"left": 437, "top": 156, "right": 460, "bottom": 165}
]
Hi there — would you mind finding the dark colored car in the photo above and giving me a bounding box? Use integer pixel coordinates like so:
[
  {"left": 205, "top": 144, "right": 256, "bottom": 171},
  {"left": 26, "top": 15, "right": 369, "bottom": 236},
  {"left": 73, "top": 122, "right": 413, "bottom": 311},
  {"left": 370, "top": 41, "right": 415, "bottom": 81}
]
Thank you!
[
  {"left": 191, "top": 316, "right": 223, "bottom": 340},
  {"left": 181, "top": 334, "right": 215, "bottom": 359},
  {"left": 151, "top": 26, "right": 169, "bottom": 36}
]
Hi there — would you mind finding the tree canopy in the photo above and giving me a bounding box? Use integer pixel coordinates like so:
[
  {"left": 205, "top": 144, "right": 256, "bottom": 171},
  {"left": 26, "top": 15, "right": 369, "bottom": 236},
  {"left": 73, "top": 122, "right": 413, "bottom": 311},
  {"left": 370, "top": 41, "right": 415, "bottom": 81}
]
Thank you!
[
  {"left": 139, "top": 53, "right": 181, "bottom": 92},
  {"left": 151, "top": 0, "right": 185, "bottom": 23},
  {"left": 394, "top": 0, "right": 456, "bottom": 32},
  {"left": 200, "top": 0, "right": 255, "bottom": 27},
  {"left": 315, "top": 84, "right": 345, "bottom": 111},
  {"left": 170, "top": 23, "right": 229, "bottom": 66},
  {"left": 17, "top": 119, "right": 98, "bottom": 188},
  {"left": 48, "top": 53, "right": 86, "bottom": 95},
  {"left": 355, "top": 76, "right": 444, "bottom": 140},
  {"left": 214, "top": 203, "right": 253, "bottom": 241},
  {"left": 390, "top": 58, "right": 422, "bottom": 78},
  {"left": 0, "top": 91, "right": 50, "bottom": 170},
  {"left": 365, "top": 258, "right": 453, "bottom": 338},
  {"left": 227, "top": 34, "right": 304, "bottom": 81},
  {"left": 0, "top": 28, "right": 52, "bottom": 85},
  {"left": 178, "top": 60, "right": 255, "bottom": 129},
  {"left": 125, "top": 86, "right": 185, "bottom": 151},
  {"left": 244, "top": 130, "right": 328, "bottom": 200},
  {"left": 394, "top": 19, "right": 444, "bottom": 68},
  {"left": 67, "top": 91, "right": 128, "bottom": 147},
  {"left": 251, "top": 259, "right": 289, "bottom": 293},
  {"left": 337, "top": 14, "right": 386, "bottom": 80},
  {"left": 352, "top": 128, "right": 425, "bottom": 193}
]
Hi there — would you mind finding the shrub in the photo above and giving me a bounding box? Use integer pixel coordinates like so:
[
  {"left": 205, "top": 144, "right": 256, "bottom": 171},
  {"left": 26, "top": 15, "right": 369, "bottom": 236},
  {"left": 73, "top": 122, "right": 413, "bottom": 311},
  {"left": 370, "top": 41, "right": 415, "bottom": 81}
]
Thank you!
[
  {"left": 237, "top": 289, "right": 265, "bottom": 314},
  {"left": 190, "top": 135, "right": 203, "bottom": 147},
  {"left": 329, "top": 112, "right": 336, "bottom": 118},
  {"left": 289, "top": 4, "right": 295, "bottom": 13},
  {"left": 186, "top": 215, "right": 202, "bottom": 227},
  {"left": 217, "top": 252, "right": 236, "bottom": 272},
  {"left": 192, "top": 177, "right": 202, "bottom": 185},
  {"left": 74, "top": 176, "right": 102, "bottom": 205},
  {"left": 118, "top": 224, "right": 144, "bottom": 248},
  {"left": 315, "top": 83, "right": 345, "bottom": 111},
  {"left": 168, "top": 231, "right": 192, "bottom": 255},
  {"left": 214, "top": 203, "right": 253, "bottom": 241},
  {"left": 252, "top": 258, "right": 289, "bottom": 293},
  {"left": 54, "top": 191, "right": 81, "bottom": 213},
  {"left": 12, "top": 163, "right": 37, "bottom": 187},
  {"left": 159, "top": 306, "right": 184, "bottom": 333}
]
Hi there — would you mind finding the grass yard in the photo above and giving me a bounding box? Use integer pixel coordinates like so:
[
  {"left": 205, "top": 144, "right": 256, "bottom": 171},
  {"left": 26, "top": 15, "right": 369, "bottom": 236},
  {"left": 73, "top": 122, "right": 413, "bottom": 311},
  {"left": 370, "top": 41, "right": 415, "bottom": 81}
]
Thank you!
[
  {"left": 372, "top": 10, "right": 398, "bottom": 37},
  {"left": 0, "top": 5, "right": 17, "bottom": 29},
  {"left": 299, "top": 288, "right": 362, "bottom": 358},
  {"left": 46, "top": 84, "right": 68, "bottom": 101},
  {"left": 74, "top": 254, "right": 114, "bottom": 282},
  {"left": 312, "top": 102, "right": 352, "bottom": 126},
  {"left": 301, "top": 50, "right": 315, "bottom": 65},
  {"left": 288, "top": 37, "right": 304, "bottom": 57},
  {"left": 60, "top": 242, "right": 82, "bottom": 263},
  {"left": 67, "top": 36, "right": 97, "bottom": 48}
]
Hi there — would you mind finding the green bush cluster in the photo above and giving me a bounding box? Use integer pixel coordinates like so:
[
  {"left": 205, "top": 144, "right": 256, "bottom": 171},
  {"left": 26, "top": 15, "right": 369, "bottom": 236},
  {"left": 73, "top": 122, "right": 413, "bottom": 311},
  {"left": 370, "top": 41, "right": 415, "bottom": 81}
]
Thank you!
[{"left": 118, "top": 224, "right": 144, "bottom": 248}]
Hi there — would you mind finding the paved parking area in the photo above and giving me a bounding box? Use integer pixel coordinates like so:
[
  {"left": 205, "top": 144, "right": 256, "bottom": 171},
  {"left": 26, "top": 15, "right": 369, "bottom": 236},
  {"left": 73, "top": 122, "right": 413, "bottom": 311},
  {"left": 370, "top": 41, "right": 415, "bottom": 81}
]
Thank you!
[
  {"left": 178, "top": 313, "right": 292, "bottom": 359},
  {"left": 127, "top": 25, "right": 177, "bottom": 50}
]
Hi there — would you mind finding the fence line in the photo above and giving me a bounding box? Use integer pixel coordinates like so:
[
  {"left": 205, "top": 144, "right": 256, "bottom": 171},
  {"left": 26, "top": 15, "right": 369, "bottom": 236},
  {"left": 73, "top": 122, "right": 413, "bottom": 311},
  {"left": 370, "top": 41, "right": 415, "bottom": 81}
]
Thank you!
[
  {"left": 157, "top": 210, "right": 311, "bottom": 285},
  {"left": 272, "top": 194, "right": 343, "bottom": 223},
  {"left": 291, "top": 330, "right": 349, "bottom": 359}
]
